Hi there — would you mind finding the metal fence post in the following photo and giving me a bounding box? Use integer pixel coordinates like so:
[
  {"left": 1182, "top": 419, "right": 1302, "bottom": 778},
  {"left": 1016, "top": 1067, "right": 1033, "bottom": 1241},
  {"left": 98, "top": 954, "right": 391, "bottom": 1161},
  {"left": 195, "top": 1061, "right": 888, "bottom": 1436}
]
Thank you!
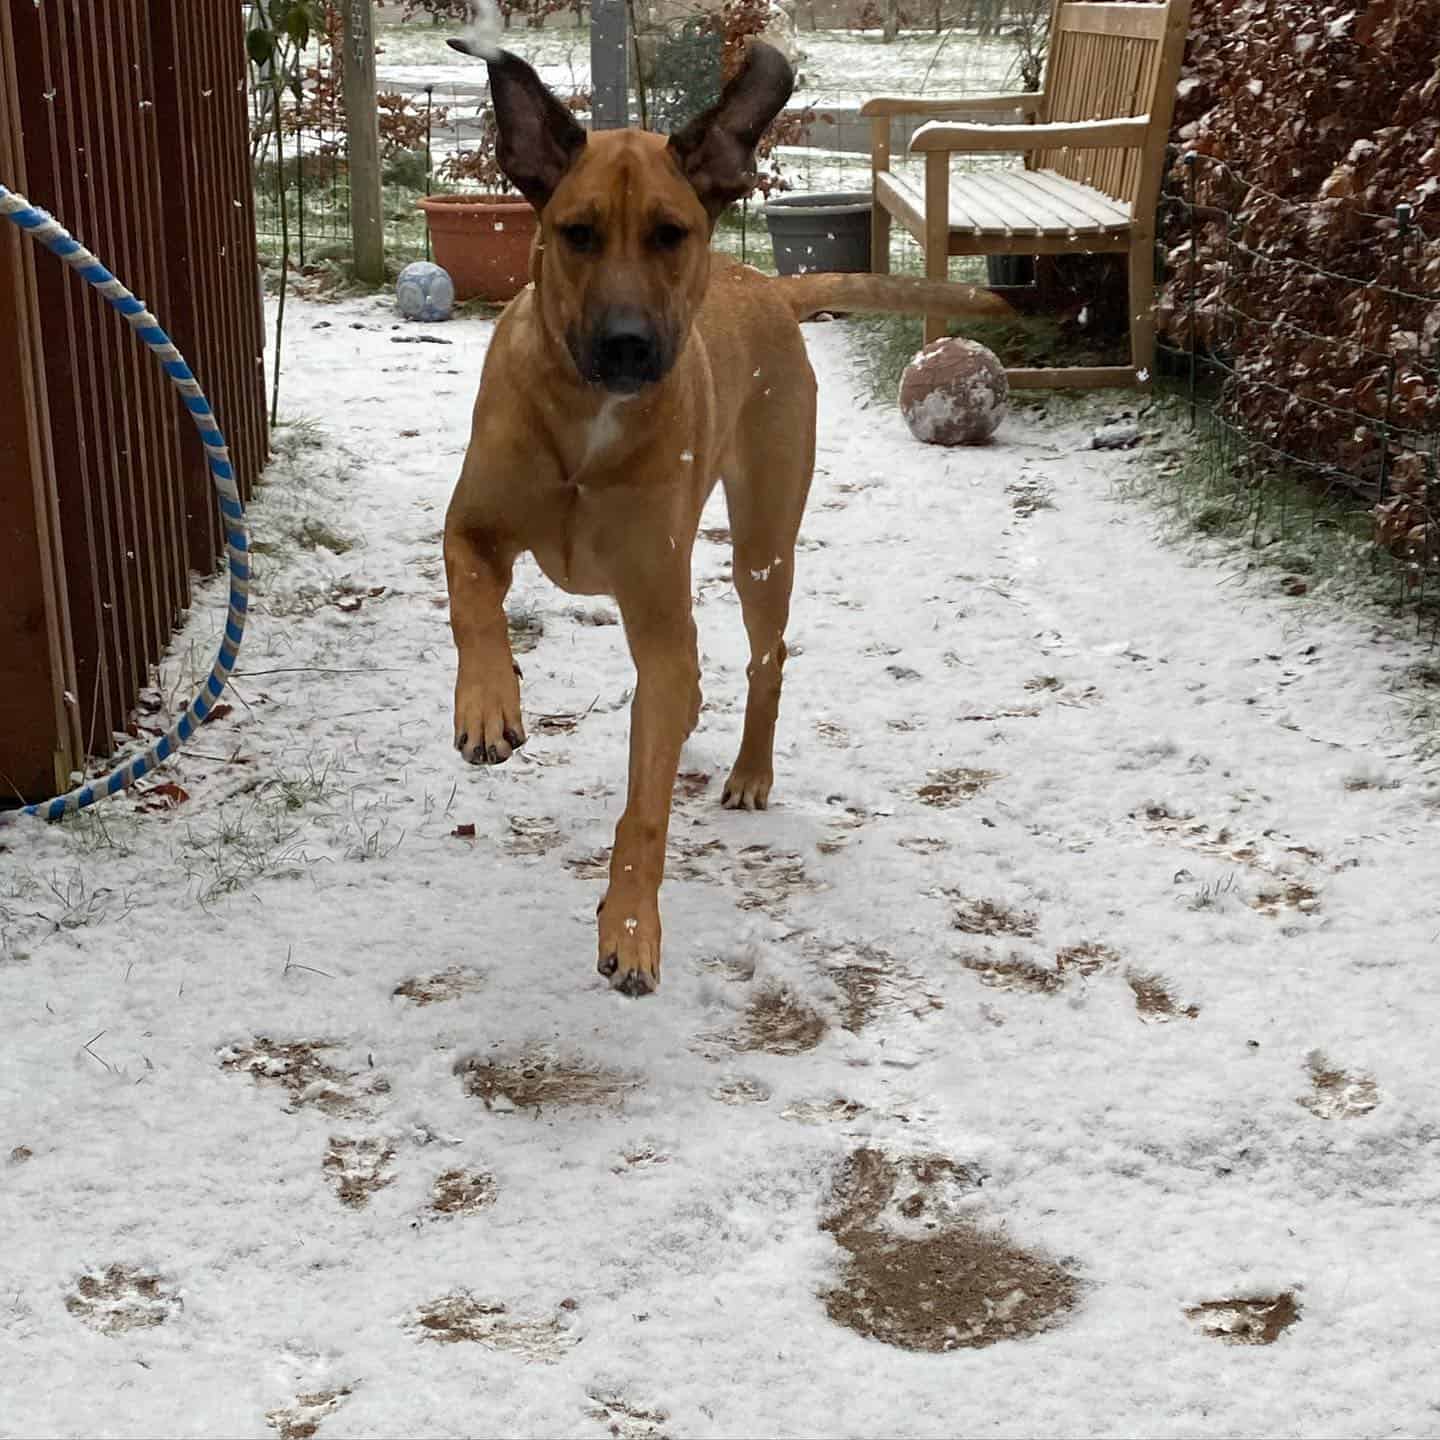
[
  {"left": 591, "top": 0, "right": 629, "bottom": 130},
  {"left": 1376, "top": 204, "right": 1412, "bottom": 514},
  {"left": 425, "top": 84, "right": 434, "bottom": 262},
  {"left": 295, "top": 115, "right": 305, "bottom": 269},
  {"left": 1184, "top": 150, "right": 1197, "bottom": 428}
]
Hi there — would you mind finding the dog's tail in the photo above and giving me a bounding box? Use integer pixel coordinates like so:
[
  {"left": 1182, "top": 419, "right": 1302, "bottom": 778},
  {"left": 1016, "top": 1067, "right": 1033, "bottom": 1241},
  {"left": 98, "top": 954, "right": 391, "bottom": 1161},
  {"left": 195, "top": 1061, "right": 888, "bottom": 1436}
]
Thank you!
[{"left": 773, "top": 272, "right": 1013, "bottom": 324}]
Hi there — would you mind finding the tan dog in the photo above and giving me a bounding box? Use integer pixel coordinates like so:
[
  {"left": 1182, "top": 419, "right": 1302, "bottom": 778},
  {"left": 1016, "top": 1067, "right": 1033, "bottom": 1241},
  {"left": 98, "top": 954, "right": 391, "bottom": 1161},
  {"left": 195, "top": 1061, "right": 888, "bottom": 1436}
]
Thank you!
[{"left": 444, "top": 40, "right": 1008, "bottom": 995}]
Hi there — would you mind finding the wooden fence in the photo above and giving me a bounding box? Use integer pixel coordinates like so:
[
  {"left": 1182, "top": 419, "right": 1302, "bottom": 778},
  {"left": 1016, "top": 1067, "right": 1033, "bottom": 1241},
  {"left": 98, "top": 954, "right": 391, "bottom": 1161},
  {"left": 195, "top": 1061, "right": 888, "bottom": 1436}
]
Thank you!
[{"left": 0, "top": 0, "right": 267, "bottom": 805}]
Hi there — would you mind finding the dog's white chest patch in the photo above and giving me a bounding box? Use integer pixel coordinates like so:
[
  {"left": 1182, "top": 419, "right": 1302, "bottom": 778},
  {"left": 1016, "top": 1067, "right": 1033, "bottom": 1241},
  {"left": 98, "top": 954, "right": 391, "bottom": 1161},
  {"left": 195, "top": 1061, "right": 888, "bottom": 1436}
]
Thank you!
[{"left": 582, "top": 396, "right": 631, "bottom": 468}]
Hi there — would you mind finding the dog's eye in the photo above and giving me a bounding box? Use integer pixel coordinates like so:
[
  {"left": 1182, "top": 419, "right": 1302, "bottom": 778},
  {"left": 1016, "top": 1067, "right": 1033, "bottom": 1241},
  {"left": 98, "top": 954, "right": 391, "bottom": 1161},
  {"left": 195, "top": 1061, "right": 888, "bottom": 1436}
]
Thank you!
[
  {"left": 560, "top": 223, "right": 599, "bottom": 255},
  {"left": 651, "top": 223, "right": 688, "bottom": 252}
]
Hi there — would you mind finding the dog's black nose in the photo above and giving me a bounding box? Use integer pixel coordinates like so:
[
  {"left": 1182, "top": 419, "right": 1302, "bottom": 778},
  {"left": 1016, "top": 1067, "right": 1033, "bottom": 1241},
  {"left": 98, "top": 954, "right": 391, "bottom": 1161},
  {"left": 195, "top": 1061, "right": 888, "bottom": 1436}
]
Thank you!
[{"left": 588, "top": 308, "right": 665, "bottom": 393}]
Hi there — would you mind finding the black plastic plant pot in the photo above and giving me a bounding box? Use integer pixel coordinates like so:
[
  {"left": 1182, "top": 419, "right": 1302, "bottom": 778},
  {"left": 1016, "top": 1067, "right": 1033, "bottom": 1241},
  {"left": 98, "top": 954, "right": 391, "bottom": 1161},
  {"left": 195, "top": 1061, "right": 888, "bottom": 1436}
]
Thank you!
[
  {"left": 986, "top": 254, "right": 1036, "bottom": 286},
  {"left": 764, "top": 191, "right": 873, "bottom": 276}
]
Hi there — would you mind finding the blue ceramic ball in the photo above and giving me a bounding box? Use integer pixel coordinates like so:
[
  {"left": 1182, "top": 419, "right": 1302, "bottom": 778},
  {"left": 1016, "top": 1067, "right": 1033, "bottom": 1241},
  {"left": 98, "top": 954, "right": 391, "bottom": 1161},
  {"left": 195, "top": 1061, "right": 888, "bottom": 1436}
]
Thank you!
[{"left": 396, "top": 261, "right": 455, "bottom": 322}]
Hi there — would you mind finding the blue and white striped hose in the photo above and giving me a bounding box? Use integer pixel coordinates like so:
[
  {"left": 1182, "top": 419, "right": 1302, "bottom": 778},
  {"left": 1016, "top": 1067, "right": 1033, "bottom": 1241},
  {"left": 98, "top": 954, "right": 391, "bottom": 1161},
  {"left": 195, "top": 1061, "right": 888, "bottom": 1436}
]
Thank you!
[{"left": 0, "top": 183, "right": 250, "bottom": 824}]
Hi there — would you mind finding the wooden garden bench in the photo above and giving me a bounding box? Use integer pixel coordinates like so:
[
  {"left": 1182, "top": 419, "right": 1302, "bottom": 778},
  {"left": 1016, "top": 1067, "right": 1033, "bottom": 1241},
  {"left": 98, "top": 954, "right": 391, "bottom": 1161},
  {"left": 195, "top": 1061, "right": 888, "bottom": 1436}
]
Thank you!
[{"left": 862, "top": 0, "right": 1192, "bottom": 388}]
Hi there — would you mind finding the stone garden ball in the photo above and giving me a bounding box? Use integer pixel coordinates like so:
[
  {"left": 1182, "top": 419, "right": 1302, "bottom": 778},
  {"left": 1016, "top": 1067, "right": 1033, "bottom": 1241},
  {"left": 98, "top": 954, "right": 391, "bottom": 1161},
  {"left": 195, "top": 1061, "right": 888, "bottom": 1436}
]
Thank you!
[{"left": 898, "top": 337, "right": 1009, "bottom": 446}]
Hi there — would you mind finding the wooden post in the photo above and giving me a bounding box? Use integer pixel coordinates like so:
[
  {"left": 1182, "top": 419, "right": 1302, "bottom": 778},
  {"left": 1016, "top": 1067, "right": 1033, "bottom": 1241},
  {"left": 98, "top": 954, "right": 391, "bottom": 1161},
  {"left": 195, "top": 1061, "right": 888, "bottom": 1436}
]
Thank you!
[
  {"left": 590, "top": 0, "right": 629, "bottom": 130},
  {"left": 341, "top": 0, "right": 385, "bottom": 284}
]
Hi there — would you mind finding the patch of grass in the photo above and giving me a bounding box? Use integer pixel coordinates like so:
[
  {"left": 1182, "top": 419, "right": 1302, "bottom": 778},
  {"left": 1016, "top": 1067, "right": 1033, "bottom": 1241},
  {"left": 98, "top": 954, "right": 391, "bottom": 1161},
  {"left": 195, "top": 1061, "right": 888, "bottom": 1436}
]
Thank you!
[
  {"left": 263, "top": 756, "right": 341, "bottom": 814},
  {"left": 847, "top": 310, "right": 1119, "bottom": 404},
  {"left": 181, "top": 803, "right": 315, "bottom": 904},
  {"left": 269, "top": 415, "right": 326, "bottom": 464},
  {"left": 1, "top": 866, "right": 133, "bottom": 933},
  {"left": 1124, "top": 389, "right": 1422, "bottom": 613},
  {"left": 58, "top": 804, "right": 143, "bottom": 857},
  {"left": 1128, "top": 389, "right": 1440, "bottom": 759},
  {"left": 292, "top": 517, "right": 355, "bottom": 555}
]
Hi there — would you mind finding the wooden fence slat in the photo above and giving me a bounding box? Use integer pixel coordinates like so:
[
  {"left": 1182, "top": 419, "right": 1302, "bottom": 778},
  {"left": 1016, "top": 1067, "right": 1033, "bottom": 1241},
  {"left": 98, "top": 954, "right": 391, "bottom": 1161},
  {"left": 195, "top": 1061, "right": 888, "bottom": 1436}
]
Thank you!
[
  {"left": 11, "top": 5, "right": 119, "bottom": 753},
  {"left": 0, "top": 5, "right": 80, "bottom": 800},
  {"left": 0, "top": 0, "right": 267, "bottom": 803}
]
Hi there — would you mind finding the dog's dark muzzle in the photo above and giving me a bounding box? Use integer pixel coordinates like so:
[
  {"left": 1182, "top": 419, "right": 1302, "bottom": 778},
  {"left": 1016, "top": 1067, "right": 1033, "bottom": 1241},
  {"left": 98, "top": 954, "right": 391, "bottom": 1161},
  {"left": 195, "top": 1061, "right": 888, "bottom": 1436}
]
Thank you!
[{"left": 573, "top": 307, "right": 672, "bottom": 394}]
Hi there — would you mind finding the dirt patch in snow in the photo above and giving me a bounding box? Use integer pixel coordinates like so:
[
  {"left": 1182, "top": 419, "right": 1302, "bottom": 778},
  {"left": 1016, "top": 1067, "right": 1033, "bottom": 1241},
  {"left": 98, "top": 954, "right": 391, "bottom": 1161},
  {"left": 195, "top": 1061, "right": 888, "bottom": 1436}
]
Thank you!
[
  {"left": 957, "top": 705, "right": 1041, "bottom": 723},
  {"left": 1250, "top": 880, "right": 1322, "bottom": 916},
  {"left": 411, "top": 1293, "right": 576, "bottom": 1360},
  {"left": 1007, "top": 476, "right": 1054, "bottom": 517},
  {"left": 614, "top": 1142, "right": 670, "bottom": 1172},
  {"left": 265, "top": 1388, "right": 351, "bottom": 1440},
  {"left": 959, "top": 950, "right": 1064, "bottom": 995},
  {"left": 1127, "top": 971, "right": 1200, "bottom": 1022},
  {"left": 726, "top": 985, "right": 828, "bottom": 1055},
  {"left": 710, "top": 1075, "right": 772, "bottom": 1105},
  {"left": 1185, "top": 1292, "right": 1301, "bottom": 1345},
  {"left": 565, "top": 849, "right": 612, "bottom": 881},
  {"left": 565, "top": 602, "right": 618, "bottom": 627},
  {"left": 506, "top": 815, "right": 565, "bottom": 856},
  {"left": 782, "top": 1096, "right": 867, "bottom": 1125},
  {"left": 917, "top": 768, "right": 1002, "bottom": 806},
  {"left": 669, "top": 836, "right": 727, "bottom": 883},
  {"left": 219, "top": 1038, "right": 384, "bottom": 1116},
  {"left": 820, "top": 1148, "right": 1074, "bottom": 1352},
  {"left": 673, "top": 770, "right": 712, "bottom": 801},
  {"left": 733, "top": 845, "right": 822, "bottom": 913},
  {"left": 323, "top": 1136, "right": 396, "bottom": 1209},
  {"left": 1055, "top": 942, "right": 1120, "bottom": 976},
  {"left": 457, "top": 1053, "right": 637, "bottom": 1113},
  {"left": 949, "top": 896, "right": 1038, "bottom": 938},
  {"left": 832, "top": 958, "right": 890, "bottom": 1032},
  {"left": 508, "top": 610, "right": 545, "bottom": 654},
  {"left": 1135, "top": 808, "right": 1323, "bottom": 904},
  {"left": 65, "top": 1264, "right": 180, "bottom": 1335},
  {"left": 1299, "top": 1053, "right": 1379, "bottom": 1118},
  {"left": 429, "top": 1167, "right": 499, "bottom": 1214},
  {"left": 585, "top": 1392, "right": 670, "bottom": 1439},
  {"left": 808, "top": 939, "right": 938, "bottom": 1031},
  {"left": 392, "top": 966, "right": 483, "bottom": 1006}
]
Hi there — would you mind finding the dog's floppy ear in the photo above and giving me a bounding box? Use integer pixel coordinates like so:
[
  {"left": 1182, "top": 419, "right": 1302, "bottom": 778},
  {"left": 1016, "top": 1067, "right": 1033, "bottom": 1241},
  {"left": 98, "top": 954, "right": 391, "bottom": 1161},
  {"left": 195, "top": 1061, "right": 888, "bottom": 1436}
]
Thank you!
[
  {"left": 448, "top": 41, "right": 586, "bottom": 212},
  {"left": 667, "top": 41, "right": 795, "bottom": 223}
]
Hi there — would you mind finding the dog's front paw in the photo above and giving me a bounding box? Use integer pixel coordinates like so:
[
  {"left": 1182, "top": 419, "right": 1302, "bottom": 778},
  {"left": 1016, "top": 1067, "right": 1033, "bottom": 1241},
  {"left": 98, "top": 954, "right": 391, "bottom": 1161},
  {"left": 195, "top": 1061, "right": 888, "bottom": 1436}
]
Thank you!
[
  {"left": 454, "top": 663, "right": 526, "bottom": 766},
  {"left": 595, "top": 891, "right": 662, "bottom": 996},
  {"left": 721, "top": 760, "right": 774, "bottom": 811}
]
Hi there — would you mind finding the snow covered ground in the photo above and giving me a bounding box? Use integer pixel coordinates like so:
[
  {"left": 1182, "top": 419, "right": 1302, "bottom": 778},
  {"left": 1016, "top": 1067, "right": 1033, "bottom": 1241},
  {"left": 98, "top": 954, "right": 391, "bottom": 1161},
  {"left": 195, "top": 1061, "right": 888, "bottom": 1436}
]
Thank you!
[{"left": 3, "top": 295, "right": 1439, "bottom": 1440}]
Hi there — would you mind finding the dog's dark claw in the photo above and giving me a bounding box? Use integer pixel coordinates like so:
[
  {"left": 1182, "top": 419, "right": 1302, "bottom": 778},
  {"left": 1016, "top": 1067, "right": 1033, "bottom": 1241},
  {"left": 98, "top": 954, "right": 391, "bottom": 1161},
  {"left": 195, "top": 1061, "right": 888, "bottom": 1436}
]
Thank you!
[
  {"left": 617, "top": 969, "right": 655, "bottom": 998},
  {"left": 598, "top": 952, "right": 618, "bottom": 977},
  {"left": 503, "top": 727, "right": 525, "bottom": 750},
  {"left": 512, "top": 661, "right": 524, "bottom": 680},
  {"left": 456, "top": 731, "right": 468, "bottom": 751},
  {"left": 485, "top": 744, "right": 501, "bottom": 765}
]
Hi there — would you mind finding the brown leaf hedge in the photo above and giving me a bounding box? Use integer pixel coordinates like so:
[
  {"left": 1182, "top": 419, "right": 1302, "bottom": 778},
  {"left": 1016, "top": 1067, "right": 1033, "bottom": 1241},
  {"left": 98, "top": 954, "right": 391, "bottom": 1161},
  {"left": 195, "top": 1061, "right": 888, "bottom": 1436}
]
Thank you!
[{"left": 1155, "top": 0, "right": 1439, "bottom": 556}]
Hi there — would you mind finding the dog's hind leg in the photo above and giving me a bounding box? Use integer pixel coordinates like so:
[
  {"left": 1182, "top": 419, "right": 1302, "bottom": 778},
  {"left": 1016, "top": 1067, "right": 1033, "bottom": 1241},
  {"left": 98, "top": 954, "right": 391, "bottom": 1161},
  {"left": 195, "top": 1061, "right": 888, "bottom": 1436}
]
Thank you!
[{"left": 720, "top": 380, "right": 816, "bottom": 811}]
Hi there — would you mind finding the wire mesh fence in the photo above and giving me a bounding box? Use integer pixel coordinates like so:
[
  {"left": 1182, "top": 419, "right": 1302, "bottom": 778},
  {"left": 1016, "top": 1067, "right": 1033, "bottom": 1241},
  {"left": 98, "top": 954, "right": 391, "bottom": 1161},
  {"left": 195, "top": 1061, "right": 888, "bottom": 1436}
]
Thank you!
[
  {"left": 247, "top": 9, "right": 1040, "bottom": 276},
  {"left": 1157, "top": 149, "right": 1440, "bottom": 632}
]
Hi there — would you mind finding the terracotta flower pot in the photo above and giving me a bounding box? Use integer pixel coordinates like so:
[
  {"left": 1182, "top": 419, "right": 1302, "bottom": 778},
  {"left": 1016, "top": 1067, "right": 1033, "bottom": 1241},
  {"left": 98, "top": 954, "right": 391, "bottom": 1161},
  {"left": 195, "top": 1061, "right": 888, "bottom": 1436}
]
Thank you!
[{"left": 417, "top": 194, "right": 538, "bottom": 304}]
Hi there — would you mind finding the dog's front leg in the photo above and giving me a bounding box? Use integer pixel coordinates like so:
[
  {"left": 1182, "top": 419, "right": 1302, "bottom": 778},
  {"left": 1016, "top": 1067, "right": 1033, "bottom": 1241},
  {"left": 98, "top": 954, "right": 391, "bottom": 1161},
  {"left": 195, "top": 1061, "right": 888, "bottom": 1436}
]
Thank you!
[
  {"left": 444, "top": 517, "right": 525, "bottom": 766},
  {"left": 597, "top": 580, "right": 701, "bottom": 997}
]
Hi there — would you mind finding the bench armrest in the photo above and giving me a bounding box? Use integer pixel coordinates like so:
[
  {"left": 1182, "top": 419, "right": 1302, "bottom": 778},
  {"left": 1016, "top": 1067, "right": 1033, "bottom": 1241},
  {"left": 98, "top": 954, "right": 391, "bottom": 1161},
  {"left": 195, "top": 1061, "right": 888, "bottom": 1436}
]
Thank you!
[
  {"left": 860, "top": 93, "right": 1041, "bottom": 118},
  {"left": 911, "top": 115, "right": 1150, "bottom": 152}
]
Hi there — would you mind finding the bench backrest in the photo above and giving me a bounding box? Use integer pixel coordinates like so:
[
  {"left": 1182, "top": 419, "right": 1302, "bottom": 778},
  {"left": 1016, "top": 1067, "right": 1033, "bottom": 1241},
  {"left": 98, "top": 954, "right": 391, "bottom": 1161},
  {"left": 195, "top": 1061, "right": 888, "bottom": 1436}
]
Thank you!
[{"left": 1033, "top": 0, "right": 1192, "bottom": 214}]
